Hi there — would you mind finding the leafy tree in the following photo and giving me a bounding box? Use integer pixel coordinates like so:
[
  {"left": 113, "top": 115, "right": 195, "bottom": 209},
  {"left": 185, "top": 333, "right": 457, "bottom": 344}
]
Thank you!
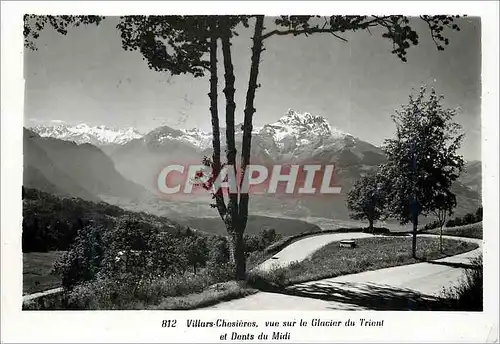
[
  {"left": 24, "top": 15, "right": 104, "bottom": 50},
  {"left": 347, "top": 171, "right": 389, "bottom": 232},
  {"left": 24, "top": 14, "right": 463, "bottom": 279},
  {"left": 475, "top": 206, "right": 483, "bottom": 222},
  {"left": 54, "top": 223, "right": 104, "bottom": 289},
  {"left": 183, "top": 235, "right": 209, "bottom": 274},
  {"left": 383, "top": 86, "right": 465, "bottom": 257},
  {"left": 430, "top": 192, "right": 457, "bottom": 252},
  {"left": 54, "top": 215, "right": 196, "bottom": 289},
  {"left": 207, "top": 236, "right": 230, "bottom": 267}
]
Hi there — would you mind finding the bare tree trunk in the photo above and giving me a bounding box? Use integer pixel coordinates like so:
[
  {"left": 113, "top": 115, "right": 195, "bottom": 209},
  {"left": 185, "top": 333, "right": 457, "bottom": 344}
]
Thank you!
[
  {"left": 233, "top": 231, "right": 246, "bottom": 280},
  {"left": 208, "top": 18, "right": 227, "bottom": 221},
  {"left": 411, "top": 139, "right": 418, "bottom": 259},
  {"left": 439, "top": 224, "right": 444, "bottom": 253},
  {"left": 411, "top": 199, "right": 418, "bottom": 258},
  {"left": 368, "top": 218, "right": 374, "bottom": 233},
  {"left": 238, "top": 15, "right": 265, "bottom": 231},
  {"left": 439, "top": 211, "right": 446, "bottom": 253},
  {"left": 221, "top": 22, "right": 244, "bottom": 278}
]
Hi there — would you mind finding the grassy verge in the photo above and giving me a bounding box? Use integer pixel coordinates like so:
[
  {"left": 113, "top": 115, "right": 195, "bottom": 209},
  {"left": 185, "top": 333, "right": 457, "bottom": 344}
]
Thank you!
[
  {"left": 441, "top": 255, "right": 483, "bottom": 311},
  {"left": 424, "top": 222, "right": 483, "bottom": 239},
  {"left": 248, "top": 236, "right": 479, "bottom": 289},
  {"left": 23, "top": 251, "right": 65, "bottom": 294},
  {"left": 250, "top": 227, "right": 398, "bottom": 270},
  {"left": 150, "top": 281, "right": 257, "bottom": 310}
]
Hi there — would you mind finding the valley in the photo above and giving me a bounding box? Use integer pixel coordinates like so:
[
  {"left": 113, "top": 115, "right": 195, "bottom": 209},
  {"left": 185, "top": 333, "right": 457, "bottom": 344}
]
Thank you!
[{"left": 27, "top": 109, "right": 482, "bottom": 222}]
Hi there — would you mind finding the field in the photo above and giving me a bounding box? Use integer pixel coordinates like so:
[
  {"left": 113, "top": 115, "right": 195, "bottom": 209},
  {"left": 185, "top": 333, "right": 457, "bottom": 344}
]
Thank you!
[
  {"left": 23, "top": 251, "right": 65, "bottom": 294},
  {"left": 425, "top": 222, "right": 483, "bottom": 239},
  {"left": 249, "top": 236, "right": 479, "bottom": 288}
]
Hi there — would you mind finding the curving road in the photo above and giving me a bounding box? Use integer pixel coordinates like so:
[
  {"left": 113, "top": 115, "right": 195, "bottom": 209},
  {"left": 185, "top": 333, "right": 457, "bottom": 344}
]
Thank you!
[
  {"left": 256, "top": 232, "right": 374, "bottom": 271},
  {"left": 206, "top": 234, "right": 482, "bottom": 310}
]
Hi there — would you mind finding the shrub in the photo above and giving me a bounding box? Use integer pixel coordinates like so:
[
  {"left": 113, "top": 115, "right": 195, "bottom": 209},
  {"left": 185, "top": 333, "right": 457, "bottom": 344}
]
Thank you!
[
  {"left": 53, "top": 224, "right": 104, "bottom": 288},
  {"left": 463, "top": 213, "right": 476, "bottom": 225},
  {"left": 442, "top": 255, "right": 482, "bottom": 311},
  {"left": 246, "top": 262, "right": 301, "bottom": 290},
  {"left": 475, "top": 206, "right": 483, "bottom": 222},
  {"left": 55, "top": 215, "right": 209, "bottom": 290},
  {"left": 207, "top": 236, "right": 230, "bottom": 267},
  {"left": 65, "top": 262, "right": 236, "bottom": 310},
  {"left": 244, "top": 234, "right": 263, "bottom": 253}
]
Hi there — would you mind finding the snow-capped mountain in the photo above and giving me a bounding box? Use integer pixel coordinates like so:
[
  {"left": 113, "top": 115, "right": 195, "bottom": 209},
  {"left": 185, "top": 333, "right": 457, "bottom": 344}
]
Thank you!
[
  {"left": 256, "top": 109, "right": 354, "bottom": 161},
  {"left": 144, "top": 125, "right": 213, "bottom": 150},
  {"left": 132, "top": 109, "right": 354, "bottom": 157},
  {"left": 29, "top": 109, "right": 354, "bottom": 157},
  {"left": 264, "top": 109, "right": 349, "bottom": 141},
  {"left": 29, "top": 123, "right": 143, "bottom": 146}
]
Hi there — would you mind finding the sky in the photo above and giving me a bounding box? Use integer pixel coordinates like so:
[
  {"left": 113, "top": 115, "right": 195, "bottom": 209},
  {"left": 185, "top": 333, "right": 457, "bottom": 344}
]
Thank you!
[{"left": 24, "top": 16, "right": 481, "bottom": 160}]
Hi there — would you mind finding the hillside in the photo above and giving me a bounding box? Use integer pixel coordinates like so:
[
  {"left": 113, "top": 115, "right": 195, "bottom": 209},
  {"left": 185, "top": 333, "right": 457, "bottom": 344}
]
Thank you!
[
  {"left": 22, "top": 187, "right": 191, "bottom": 252},
  {"left": 24, "top": 128, "right": 147, "bottom": 202},
  {"left": 24, "top": 130, "right": 98, "bottom": 201},
  {"left": 30, "top": 110, "right": 482, "bottom": 221},
  {"left": 457, "top": 160, "right": 482, "bottom": 194}
]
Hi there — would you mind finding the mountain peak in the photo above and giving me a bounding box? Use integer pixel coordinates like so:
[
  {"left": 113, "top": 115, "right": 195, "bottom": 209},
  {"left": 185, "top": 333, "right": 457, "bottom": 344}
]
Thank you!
[
  {"left": 29, "top": 123, "right": 143, "bottom": 146},
  {"left": 276, "top": 109, "right": 333, "bottom": 133}
]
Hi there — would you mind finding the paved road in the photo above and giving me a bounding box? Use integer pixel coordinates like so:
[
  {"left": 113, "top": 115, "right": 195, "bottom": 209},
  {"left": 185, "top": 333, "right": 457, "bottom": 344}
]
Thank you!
[
  {"left": 256, "top": 232, "right": 374, "bottom": 271},
  {"left": 23, "top": 287, "right": 63, "bottom": 302},
  {"left": 207, "top": 234, "right": 482, "bottom": 310}
]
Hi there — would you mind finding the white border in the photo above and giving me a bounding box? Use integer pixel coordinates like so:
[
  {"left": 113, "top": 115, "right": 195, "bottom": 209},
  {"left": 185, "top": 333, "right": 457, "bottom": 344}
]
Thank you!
[{"left": 2, "top": 1, "right": 499, "bottom": 343}]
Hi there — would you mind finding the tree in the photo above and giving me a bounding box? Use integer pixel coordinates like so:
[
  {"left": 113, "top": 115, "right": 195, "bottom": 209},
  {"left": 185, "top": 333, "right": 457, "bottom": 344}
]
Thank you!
[
  {"left": 24, "top": 15, "right": 104, "bottom": 50},
  {"left": 208, "top": 15, "right": 462, "bottom": 279},
  {"left": 24, "top": 14, "right": 463, "bottom": 280},
  {"left": 184, "top": 236, "right": 209, "bottom": 274},
  {"left": 207, "top": 236, "right": 230, "bottom": 266},
  {"left": 54, "top": 223, "right": 104, "bottom": 289},
  {"left": 347, "top": 171, "right": 389, "bottom": 232},
  {"left": 475, "top": 206, "right": 483, "bottom": 222},
  {"left": 383, "top": 86, "right": 465, "bottom": 257},
  {"left": 430, "top": 191, "right": 457, "bottom": 252}
]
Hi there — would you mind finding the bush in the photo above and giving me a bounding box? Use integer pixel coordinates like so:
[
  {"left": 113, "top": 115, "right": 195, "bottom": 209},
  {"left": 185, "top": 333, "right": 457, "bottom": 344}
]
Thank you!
[
  {"left": 442, "top": 255, "right": 482, "bottom": 311},
  {"left": 422, "top": 220, "right": 441, "bottom": 231},
  {"left": 463, "top": 213, "right": 476, "bottom": 225},
  {"left": 475, "top": 207, "right": 483, "bottom": 222},
  {"left": 55, "top": 215, "right": 210, "bottom": 290},
  {"left": 207, "top": 236, "right": 230, "bottom": 268},
  {"left": 443, "top": 207, "right": 482, "bottom": 229},
  {"left": 65, "top": 263, "right": 236, "bottom": 310},
  {"left": 246, "top": 261, "right": 302, "bottom": 290},
  {"left": 244, "top": 228, "right": 283, "bottom": 255},
  {"left": 53, "top": 224, "right": 104, "bottom": 288}
]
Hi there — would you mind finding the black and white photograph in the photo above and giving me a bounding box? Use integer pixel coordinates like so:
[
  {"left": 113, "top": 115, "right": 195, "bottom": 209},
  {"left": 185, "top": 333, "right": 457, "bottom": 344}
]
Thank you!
[{"left": 1, "top": 1, "right": 499, "bottom": 343}]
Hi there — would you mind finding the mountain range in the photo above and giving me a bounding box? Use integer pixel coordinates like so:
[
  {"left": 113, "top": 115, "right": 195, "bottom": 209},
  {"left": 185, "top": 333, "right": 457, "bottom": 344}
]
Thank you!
[
  {"left": 24, "top": 128, "right": 147, "bottom": 202},
  {"left": 26, "top": 109, "right": 481, "bottom": 221}
]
